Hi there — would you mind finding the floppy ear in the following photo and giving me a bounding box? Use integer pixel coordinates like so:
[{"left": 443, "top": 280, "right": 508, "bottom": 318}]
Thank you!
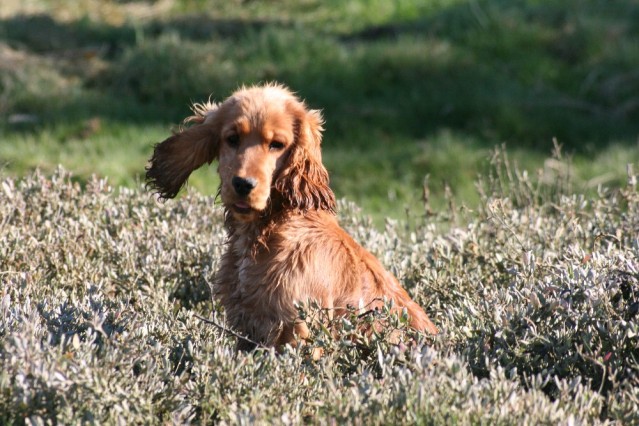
[
  {"left": 274, "top": 107, "right": 336, "bottom": 212},
  {"left": 146, "top": 102, "right": 220, "bottom": 200}
]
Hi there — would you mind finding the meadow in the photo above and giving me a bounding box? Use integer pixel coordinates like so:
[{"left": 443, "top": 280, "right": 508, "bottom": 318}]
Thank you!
[
  {"left": 1, "top": 0, "right": 638, "bottom": 218},
  {"left": 1, "top": 0, "right": 639, "bottom": 423}
]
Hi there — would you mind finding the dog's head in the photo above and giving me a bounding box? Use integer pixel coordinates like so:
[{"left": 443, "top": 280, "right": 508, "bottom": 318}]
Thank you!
[{"left": 146, "top": 83, "right": 336, "bottom": 222}]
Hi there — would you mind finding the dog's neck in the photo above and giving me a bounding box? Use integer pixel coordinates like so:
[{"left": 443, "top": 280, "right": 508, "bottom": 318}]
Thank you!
[
  {"left": 222, "top": 191, "right": 334, "bottom": 255},
  {"left": 223, "top": 206, "right": 286, "bottom": 258}
]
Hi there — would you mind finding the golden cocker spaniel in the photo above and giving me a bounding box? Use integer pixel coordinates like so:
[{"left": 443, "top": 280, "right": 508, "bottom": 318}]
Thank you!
[{"left": 146, "top": 83, "right": 438, "bottom": 349}]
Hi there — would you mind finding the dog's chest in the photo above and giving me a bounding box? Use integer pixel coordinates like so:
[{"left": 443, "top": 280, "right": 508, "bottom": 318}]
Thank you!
[{"left": 231, "top": 232, "right": 262, "bottom": 293}]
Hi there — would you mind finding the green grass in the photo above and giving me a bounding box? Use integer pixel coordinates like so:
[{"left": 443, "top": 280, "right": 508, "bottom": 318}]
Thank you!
[
  {"left": 1, "top": 0, "right": 638, "bottom": 221},
  {"left": 1, "top": 3, "right": 639, "bottom": 419}
]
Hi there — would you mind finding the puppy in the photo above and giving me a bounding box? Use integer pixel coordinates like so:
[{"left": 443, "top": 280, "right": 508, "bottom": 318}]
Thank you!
[{"left": 147, "top": 83, "right": 438, "bottom": 349}]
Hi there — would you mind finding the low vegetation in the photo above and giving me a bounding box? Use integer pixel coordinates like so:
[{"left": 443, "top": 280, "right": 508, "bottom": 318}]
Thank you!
[
  {"left": 1, "top": 1, "right": 638, "bottom": 422},
  {"left": 1, "top": 149, "right": 638, "bottom": 423},
  {"left": 1, "top": 0, "right": 639, "bottom": 218}
]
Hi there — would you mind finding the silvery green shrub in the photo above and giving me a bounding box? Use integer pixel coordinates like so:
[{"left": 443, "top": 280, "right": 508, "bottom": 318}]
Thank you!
[{"left": 1, "top": 151, "right": 637, "bottom": 424}]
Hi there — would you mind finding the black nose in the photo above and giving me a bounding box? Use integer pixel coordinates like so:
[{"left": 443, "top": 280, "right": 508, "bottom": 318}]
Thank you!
[{"left": 232, "top": 176, "right": 257, "bottom": 197}]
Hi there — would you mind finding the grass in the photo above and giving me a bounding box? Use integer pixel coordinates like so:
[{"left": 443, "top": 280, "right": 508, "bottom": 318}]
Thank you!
[
  {"left": 1, "top": 0, "right": 638, "bottom": 220},
  {"left": 2, "top": 2, "right": 638, "bottom": 422},
  {"left": 1, "top": 150, "right": 638, "bottom": 423}
]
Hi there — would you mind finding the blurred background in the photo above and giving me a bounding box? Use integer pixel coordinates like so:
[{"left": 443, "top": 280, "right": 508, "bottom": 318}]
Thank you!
[{"left": 1, "top": 0, "right": 638, "bottom": 221}]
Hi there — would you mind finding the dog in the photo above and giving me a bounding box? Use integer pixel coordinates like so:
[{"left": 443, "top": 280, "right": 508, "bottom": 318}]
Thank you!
[{"left": 146, "top": 83, "right": 438, "bottom": 349}]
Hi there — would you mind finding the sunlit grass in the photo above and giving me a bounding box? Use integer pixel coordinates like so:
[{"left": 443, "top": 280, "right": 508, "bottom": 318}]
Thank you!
[{"left": 1, "top": 0, "right": 638, "bottom": 222}]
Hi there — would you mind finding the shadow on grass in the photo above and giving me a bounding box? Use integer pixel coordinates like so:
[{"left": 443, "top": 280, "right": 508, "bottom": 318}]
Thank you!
[{"left": 2, "top": 0, "right": 639, "bottom": 153}]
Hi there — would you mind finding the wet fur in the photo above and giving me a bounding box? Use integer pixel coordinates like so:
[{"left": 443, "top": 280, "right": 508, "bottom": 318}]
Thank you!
[{"left": 146, "top": 83, "right": 438, "bottom": 348}]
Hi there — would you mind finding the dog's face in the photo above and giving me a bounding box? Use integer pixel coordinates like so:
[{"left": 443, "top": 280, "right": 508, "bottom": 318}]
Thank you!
[
  {"left": 146, "top": 84, "right": 336, "bottom": 221},
  {"left": 217, "top": 88, "right": 297, "bottom": 222}
]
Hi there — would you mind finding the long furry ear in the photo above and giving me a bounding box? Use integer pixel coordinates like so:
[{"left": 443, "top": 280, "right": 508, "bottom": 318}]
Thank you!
[
  {"left": 274, "top": 108, "right": 336, "bottom": 212},
  {"left": 146, "top": 102, "right": 220, "bottom": 199}
]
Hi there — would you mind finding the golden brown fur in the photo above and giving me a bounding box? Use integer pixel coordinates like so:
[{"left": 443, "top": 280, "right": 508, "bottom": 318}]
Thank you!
[{"left": 146, "top": 83, "right": 438, "bottom": 349}]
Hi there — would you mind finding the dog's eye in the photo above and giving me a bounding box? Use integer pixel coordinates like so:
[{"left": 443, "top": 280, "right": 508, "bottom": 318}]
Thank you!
[
  {"left": 226, "top": 134, "right": 240, "bottom": 148},
  {"left": 269, "top": 141, "right": 285, "bottom": 151}
]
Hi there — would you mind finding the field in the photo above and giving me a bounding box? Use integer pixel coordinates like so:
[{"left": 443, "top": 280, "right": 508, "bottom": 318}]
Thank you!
[
  {"left": 1, "top": 157, "right": 638, "bottom": 424},
  {"left": 1, "top": 0, "right": 639, "bottom": 219},
  {"left": 1, "top": 0, "right": 639, "bottom": 424}
]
